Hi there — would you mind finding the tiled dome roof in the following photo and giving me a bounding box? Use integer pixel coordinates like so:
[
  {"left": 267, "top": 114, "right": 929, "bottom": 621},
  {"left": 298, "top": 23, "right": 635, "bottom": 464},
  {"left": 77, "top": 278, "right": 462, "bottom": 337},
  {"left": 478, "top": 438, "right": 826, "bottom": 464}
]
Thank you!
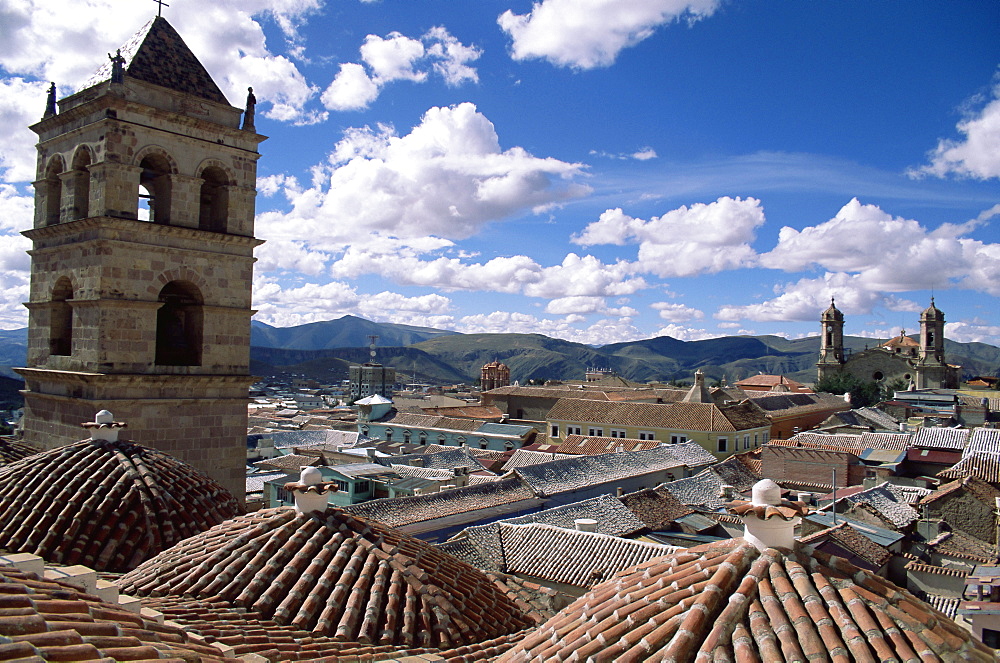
[
  {"left": 498, "top": 538, "right": 996, "bottom": 662},
  {"left": 116, "top": 506, "right": 535, "bottom": 649},
  {"left": 922, "top": 297, "right": 946, "bottom": 321},
  {"left": 0, "top": 437, "right": 243, "bottom": 572},
  {"left": 0, "top": 564, "right": 237, "bottom": 662}
]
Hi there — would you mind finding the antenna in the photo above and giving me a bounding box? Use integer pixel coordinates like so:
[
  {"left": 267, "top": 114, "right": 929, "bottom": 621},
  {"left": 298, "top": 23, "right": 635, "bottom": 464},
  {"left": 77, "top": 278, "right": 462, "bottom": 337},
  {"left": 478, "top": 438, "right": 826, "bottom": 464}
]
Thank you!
[{"left": 367, "top": 334, "right": 379, "bottom": 363}]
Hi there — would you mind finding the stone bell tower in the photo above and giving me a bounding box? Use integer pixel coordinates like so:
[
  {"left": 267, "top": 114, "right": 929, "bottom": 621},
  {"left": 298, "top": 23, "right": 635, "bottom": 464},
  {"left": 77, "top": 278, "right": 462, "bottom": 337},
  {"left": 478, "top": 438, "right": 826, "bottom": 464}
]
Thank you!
[
  {"left": 16, "top": 16, "right": 265, "bottom": 499},
  {"left": 816, "top": 297, "right": 845, "bottom": 382}
]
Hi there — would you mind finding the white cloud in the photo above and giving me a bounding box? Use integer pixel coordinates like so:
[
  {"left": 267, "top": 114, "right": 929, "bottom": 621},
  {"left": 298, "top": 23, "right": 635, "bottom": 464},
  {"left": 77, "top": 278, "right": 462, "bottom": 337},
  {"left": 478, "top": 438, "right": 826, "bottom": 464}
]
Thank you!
[
  {"left": 252, "top": 278, "right": 455, "bottom": 329},
  {"left": 0, "top": 1, "right": 321, "bottom": 132},
  {"left": 762, "top": 198, "right": 1000, "bottom": 295},
  {"left": 946, "top": 319, "right": 1000, "bottom": 344},
  {"left": 320, "top": 27, "right": 481, "bottom": 111},
  {"left": 455, "top": 311, "right": 648, "bottom": 345},
  {"left": 544, "top": 296, "right": 637, "bottom": 317},
  {"left": 913, "top": 80, "right": 1000, "bottom": 180},
  {"left": 258, "top": 103, "right": 588, "bottom": 246},
  {"left": 360, "top": 32, "right": 427, "bottom": 83},
  {"left": 715, "top": 272, "right": 920, "bottom": 323},
  {"left": 321, "top": 63, "right": 380, "bottom": 111},
  {"left": 0, "top": 183, "right": 35, "bottom": 233},
  {"left": 498, "top": 0, "right": 720, "bottom": 69},
  {"left": 572, "top": 197, "right": 765, "bottom": 277},
  {"left": 651, "top": 301, "right": 704, "bottom": 323},
  {"left": 0, "top": 78, "right": 46, "bottom": 182},
  {"left": 632, "top": 147, "right": 658, "bottom": 160},
  {"left": 654, "top": 323, "right": 720, "bottom": 341},
  {"left": 254, "top": 240, "right": 328, "bottom": 276}
]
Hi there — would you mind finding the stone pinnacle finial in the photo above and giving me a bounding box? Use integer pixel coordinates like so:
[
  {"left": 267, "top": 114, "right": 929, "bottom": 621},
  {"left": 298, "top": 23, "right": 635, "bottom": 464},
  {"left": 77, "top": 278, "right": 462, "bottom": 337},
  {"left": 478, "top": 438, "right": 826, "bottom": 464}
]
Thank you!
[{"left": 82, "top": 410, "right": 127, "bottom": 443}]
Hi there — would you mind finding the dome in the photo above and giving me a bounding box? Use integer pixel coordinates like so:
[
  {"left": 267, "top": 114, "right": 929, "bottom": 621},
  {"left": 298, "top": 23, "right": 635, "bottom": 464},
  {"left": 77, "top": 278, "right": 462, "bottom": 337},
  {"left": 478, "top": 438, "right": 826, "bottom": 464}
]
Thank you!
[
  {"left": 922, "top": 297, "right": 945, "bottom": 321},
  {"left": 116, "top": 506, "right": 535, "bottom": 649},
  {"left": 497, "top": 538, "right": 993, "bottom": 662},
  {"left": 821, "top": 297, "right": 844, "bottom": 321},
  {"left": 0, "top": 434, "right": 243, "bottom": 572}
]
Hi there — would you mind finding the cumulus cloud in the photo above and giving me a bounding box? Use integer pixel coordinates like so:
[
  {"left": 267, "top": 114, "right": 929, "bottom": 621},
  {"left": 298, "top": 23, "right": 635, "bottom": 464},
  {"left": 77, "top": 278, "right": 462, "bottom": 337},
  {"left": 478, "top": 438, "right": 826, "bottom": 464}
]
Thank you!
[
  {"left": 572, "top": 197, "right": 765, "bottom": 277},
  {"left": 762, "top": 198, "right": 1000, "bottom": 295},
  {"left": 258, "top": 102, "right": 588, "bottom": 245},
  {"left": 654, "top": 323, "right": 720, "bottom": 341},
  {"left": 0, "top": 1, "right": 322, "bottom": 131},
  {"left": 912, "top": 80, "right": 1000, "bottom": 180},
  {"left": 321, "top": 27, "right": 481, "bottom": 111},
  {"left": 252, "top": 277, "right": 454, "bottom": 329},
  {"left": 0, "top": 78, "right": 46, "bottom": 182},
  {"left": 456, "top": 311, "right": 648, "bottom": 345},
  {"left": 651, "top": 301, "right": 704, "bottom": 323},
  {"left": 946, "top": 319, "right": 1000, "bottom": 344},
  {"left": 715, "top": 272, "right": 920, "bottom": 323},
  {"left": 544, "top": 296, "right": 637, "bottom": 317},
  {"left": 0, "top": 183, "right": 35, "bottom": 232},
  {"left": 498, "top": 0, "right": 720, "bottom": 69}
]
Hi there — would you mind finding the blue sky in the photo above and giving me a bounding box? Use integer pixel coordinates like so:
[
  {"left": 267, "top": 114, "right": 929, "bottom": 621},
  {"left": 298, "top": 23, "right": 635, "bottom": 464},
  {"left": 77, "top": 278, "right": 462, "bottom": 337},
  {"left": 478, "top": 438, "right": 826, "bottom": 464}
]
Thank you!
[{"left": 1, "top": 0, "right": 999, "bottom": 347}]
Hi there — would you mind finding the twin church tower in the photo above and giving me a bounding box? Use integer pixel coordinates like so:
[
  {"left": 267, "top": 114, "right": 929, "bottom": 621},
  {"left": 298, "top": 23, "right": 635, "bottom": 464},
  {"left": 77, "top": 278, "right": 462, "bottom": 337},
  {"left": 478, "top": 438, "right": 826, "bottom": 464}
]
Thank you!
[
  {"left": 817, "top": 298, "right": 958, "bottom": 390},
  {"left": 17, "top": 17, "right": 263, "bottom": 497}
]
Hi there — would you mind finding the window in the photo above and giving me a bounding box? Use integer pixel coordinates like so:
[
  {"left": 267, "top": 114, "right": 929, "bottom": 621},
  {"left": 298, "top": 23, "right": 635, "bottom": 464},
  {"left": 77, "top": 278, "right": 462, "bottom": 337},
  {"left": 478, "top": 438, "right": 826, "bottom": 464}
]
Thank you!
[
  {"left": 334, "top": 479, "right": 350, "bottom": 493},
  {"left": 610, "top": 429, "right": 626, "bottom": 438},
  {"left": 42, "top": 156, "right": 65, "bottom": 226},
  {"left": 155, "top": 281, "right": 203, "bottom": 366},
  {"left": 505, "top": 441, "right": 514, "bottom": 451},
  {"left": 754, "top": 433, "right": 759, "bottom": 447},
  {"left": 744, "top": 434, "right": 751, "bottom": 450},
  {"left": 419, "top": 432, "right": 427, "bottom": 445},
  {"left": 354, "top": 480, "right": 371, "bottom": 494},
  {"left": 49, "top": 277, "right": 73, "bottom": 356},
  {"left": 551, "top": 424, "right": 559, "bottom": 437},
  {"left": 403, "top": 431, "right": 411, "bottom": 443},
  {"left": 588, "top": 427, "right": 604, "bottom": 437},
  {"left": 567, "top": 426, "right": 582, "bottom": 436},
  {"left": 670, "top": 434, "right": 687, "bottom": 445},
  {"left": 717, "top": 437, "right": 728, "bottom": 453},
  {"left": 638, "top": 431, "right": 655, "bottom": 441},
  {"left": 763, "top": 432, "right": 769, "bottom": 445},
  {"left": 438, "top": 435, "right": 446, "bottom": 445},
  {"left": 479, "top": 438, "right": 488, "bottom": 449},
  {"left": 384, "top": 429, "right": 392, "bottom": 442}
]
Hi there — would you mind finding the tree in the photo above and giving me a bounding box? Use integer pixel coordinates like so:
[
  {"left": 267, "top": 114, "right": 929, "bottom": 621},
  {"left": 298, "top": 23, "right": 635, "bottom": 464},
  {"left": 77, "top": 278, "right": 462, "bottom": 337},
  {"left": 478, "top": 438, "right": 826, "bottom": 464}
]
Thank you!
[{"left": 814, "top": 373, "right": 884, "bottom": 408}]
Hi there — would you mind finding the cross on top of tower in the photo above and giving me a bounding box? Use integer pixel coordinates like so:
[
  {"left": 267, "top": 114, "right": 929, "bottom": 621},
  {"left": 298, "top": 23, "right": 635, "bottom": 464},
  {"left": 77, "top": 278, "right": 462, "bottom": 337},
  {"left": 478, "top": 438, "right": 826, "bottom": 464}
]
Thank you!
[{"left": 154, "top": 0, "right": 169, "bottom": 16}]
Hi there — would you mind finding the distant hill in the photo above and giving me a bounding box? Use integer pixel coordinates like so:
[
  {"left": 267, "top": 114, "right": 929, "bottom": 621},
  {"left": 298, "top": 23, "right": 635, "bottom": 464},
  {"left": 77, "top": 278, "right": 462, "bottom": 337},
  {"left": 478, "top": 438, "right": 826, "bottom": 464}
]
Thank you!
[
  {"left": 1, "top": 319, "right": 999, "bottom": 388},
  {"left": 251, "top": 315, "right": 458, "bottom": 350}
]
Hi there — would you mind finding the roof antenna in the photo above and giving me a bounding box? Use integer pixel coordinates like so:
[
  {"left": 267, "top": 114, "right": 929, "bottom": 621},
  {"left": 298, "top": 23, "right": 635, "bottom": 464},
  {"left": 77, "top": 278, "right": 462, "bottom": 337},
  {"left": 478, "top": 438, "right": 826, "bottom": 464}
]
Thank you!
[{"left": 154, "top": 0, "right": 169, "bottom": 17}]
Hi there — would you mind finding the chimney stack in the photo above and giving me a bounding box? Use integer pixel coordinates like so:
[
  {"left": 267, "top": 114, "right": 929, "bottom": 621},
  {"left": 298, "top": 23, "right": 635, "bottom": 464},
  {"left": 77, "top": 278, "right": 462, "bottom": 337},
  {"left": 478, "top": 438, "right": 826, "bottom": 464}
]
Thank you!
[
  {"left": 728, "top": 479, "right": 809, "bottom": 551},
  {"left": 82, "top": 410, "right": 127, "bottom": 442},
  {"left": 284, "top": 466, "right": 337, "bottom": 514},
  {"left": 574, "top": 518, "right": 598, "bottom": 532}
]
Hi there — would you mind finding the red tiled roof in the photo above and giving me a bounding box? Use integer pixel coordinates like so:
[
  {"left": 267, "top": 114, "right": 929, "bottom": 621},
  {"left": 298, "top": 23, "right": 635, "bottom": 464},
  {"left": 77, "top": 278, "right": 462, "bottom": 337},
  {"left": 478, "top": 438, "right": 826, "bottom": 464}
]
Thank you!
[
  {"left": 557, "top": 434, "right": 660, "bottom": 455},
  {"left": 0, "top": 438, "right": 38, "bottom": 465},
  {"left": 497, "top": 539, "right": 994, "bottom": 662},
  {"left": 117, "top": 506, "right": 534, "bottom": 649},
  {"left": 0, "top": 564, "right": 238, "bottom": 661},
  {"left": 0, "top": 439, "right": 242, "bottom": 572},
  {"left": 547, "top": 398, "right": 769, "bottom": 432}
]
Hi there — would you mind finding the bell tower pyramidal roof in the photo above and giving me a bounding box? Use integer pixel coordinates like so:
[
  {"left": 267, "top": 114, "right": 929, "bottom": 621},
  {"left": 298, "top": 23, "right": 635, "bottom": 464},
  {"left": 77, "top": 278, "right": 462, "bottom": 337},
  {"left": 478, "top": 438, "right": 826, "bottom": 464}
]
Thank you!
[{"left": 82, "top": 16, "right": 228, "bottom": 105}]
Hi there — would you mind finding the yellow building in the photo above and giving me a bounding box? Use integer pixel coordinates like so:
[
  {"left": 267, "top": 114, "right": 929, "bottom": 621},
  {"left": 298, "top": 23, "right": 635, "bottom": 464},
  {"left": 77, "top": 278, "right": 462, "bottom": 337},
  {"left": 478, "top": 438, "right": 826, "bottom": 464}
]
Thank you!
[{"left": 546, "top": 397, "right": 770, "bottom": 460}]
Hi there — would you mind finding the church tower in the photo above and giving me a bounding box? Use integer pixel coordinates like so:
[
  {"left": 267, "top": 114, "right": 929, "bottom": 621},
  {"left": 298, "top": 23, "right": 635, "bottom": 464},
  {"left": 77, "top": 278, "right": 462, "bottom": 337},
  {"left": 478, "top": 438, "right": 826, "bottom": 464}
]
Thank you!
[
  {"left": 16, "top": 16, "right": 265, "bottom": 498},
  {"left": 916, "top": 298, "right": 949, "bottom": 389},
  {"left": 816, "top": 298, "right": 845, "bottom": 381}
]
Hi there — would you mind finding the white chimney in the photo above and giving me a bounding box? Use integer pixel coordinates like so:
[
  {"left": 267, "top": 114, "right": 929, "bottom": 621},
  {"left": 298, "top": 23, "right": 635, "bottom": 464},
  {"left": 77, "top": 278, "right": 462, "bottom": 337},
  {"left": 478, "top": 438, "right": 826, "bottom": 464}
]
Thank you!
[
  {"left": 82, "top": 410, "right": 126, "bottom": 442},
  {"left": 729, "top": 479, "right": 809, "bottom": 552},
  {"left": 575, "top": 518, "right": 598, "bottom": 532},
  {"left": 285, "top": 466, "right": 336, "bottom": 514}
]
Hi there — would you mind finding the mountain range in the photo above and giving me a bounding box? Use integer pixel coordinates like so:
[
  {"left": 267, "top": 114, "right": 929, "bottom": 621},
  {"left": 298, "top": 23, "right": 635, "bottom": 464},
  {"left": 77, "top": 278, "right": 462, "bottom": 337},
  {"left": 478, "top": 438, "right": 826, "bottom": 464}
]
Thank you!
[{"left": 1, "top": 318, "right": 998, "bottom": 391}]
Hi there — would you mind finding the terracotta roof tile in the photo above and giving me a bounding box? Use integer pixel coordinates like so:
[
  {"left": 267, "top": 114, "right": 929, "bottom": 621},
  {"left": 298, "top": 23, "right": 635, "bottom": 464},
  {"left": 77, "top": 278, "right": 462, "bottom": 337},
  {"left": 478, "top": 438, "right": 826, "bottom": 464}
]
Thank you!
[
  {"left": 513, "top": 446, "right": 690, "bottom": 497},
  {"left": 0, "top": 438, "right": 38, "bottom": 465},
  {"left": 555, "top": 434, "right": 661, "bottom": 455},
  {"left": 496, "top": 539, "right": 996, "bottom": 662},
  {"left": 940, "top": 453, "right": 1000, "bottom": 484},
  {"left": 0, "top": 564, "right": 238, "bottom": 661},
  {"left": 0, "top": 439, "right": 242, "bottom": 572},
  {"left": 913, "top": 427, "right": 970, "bottom": 451},
  {"left": 546, "top": 398, "right": 769, "bottom": 433},
  {"left": 117, "top": 506, "right": 534, "bottom": 650},
  {"left": 618, "top": 486, "right": 696, "bottom": 529}
]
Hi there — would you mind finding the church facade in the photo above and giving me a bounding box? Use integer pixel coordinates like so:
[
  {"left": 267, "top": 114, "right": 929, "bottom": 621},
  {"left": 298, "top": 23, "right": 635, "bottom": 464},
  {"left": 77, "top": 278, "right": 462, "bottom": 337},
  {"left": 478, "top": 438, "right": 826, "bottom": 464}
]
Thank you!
[
  {"left": 816, "top": 299, "right": 960, "bottom": 390},
  {"left": 16, "top": 17, "right": 264, "bottom": 498}
]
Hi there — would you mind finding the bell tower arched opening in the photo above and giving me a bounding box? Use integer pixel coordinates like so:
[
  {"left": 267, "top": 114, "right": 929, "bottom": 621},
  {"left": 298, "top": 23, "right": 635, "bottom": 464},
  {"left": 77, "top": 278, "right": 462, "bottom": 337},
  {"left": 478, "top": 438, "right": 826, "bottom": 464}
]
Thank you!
[
  {"left": 43, "top": 156, "right": 64, "bottom": 226},
  {"left": 49, "top": 277, "right": 74, "bottom": 356},
  {"left": 155, "top": 281, "right": 203, "bottom": 366},
  {"left": 138, "top": 153, "right": 173, "bottom": 223},
  {"left": 69, "top": 149, "right": 92, "bottom": 221},
  {"left": 198, "top": 166, "right": 229, "bottom": 232}
]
